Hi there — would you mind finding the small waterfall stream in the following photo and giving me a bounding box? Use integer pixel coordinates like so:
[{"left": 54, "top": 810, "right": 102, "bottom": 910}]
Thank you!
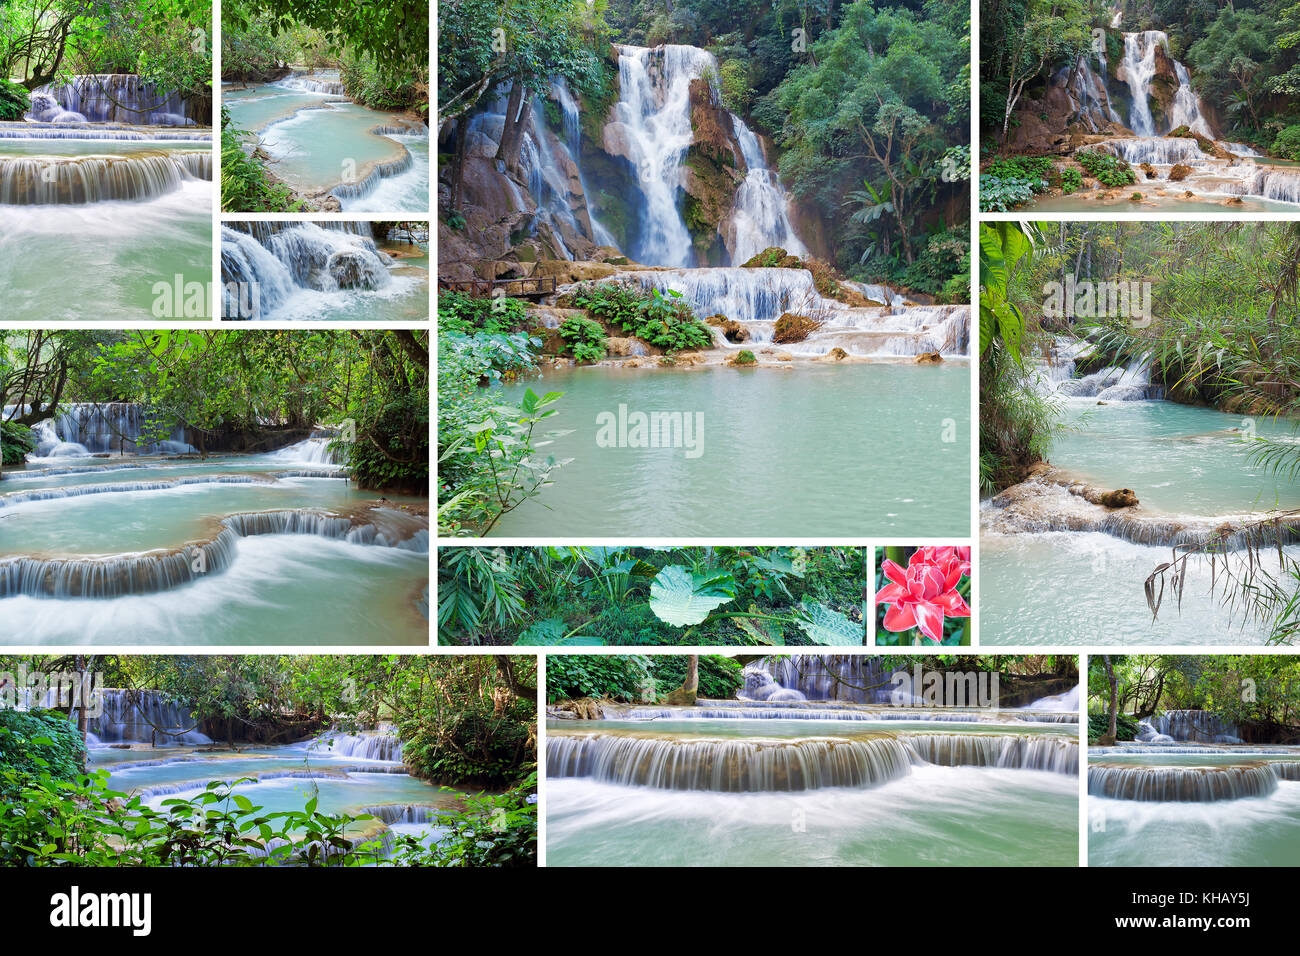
[{"left": 1118, "top": 31, "right": 1212, "bottom": 138}]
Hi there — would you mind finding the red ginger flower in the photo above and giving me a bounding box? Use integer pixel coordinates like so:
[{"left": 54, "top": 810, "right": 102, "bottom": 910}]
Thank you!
[{"left": 876, "top": 548, "right": 971, "bottom": 643}]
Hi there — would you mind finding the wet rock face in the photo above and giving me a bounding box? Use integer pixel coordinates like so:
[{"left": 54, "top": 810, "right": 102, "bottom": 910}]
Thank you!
[
  {"left": 915, "top": 351, "right": 944, "bottom": 365},
  {"left": 1168, "top": 163, "right": 1192, "bottom": 181},
  {"left": 706, "top": 313, "right": 748, "bottom": 343}
]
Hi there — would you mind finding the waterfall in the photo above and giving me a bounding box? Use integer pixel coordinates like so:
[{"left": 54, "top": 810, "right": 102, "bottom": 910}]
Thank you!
[
  {"left": 552, "top": 79, "right": 618, "bottom": 249},
  {"left": 902, "top": 733, "right": 1079, "bottom": 774},
  {"left": 1042, "top": 347, "right": 1153, "bottom": 401},
  {"left": 260, "top": 432, "right": 344, "bottom": 467},
  {"left": 30, "top": 75, "right": 198, "bottom": 126},
  {"left": 1058, "top": 53, "right": 1120, "bottom": 131},
  {"left": 1089, "top": 762, "right": 1288, "bottom": 801},
  {"left": 0, "top": 508, "right": 428, "bottom": 599},
  {"left": 4, "top": 402, "right": 196, "bottom": 457},
  {"left": 727, "top": 117, "right": 807, "bottom": 263},
  {"left": 1142, "top": 710, "right": 1242, "bottom": 743},
  {"left": 311, "top": 731, "right": 403, "bottom": 762},
  {"left": 549, "top": 729, "right": 1077, "bottom": 793},
  {"left": 1099, "top": 136, "right": 1205, "bottom": 166},
  {"left": 611, "top": 44, "right": 803, "bottom": 266},
  {"left": 73, "top": 689, "right": 212, "bottom": 746},
  {"left": 548, "top": 731, "right": 914, "bottom": 792},
  {"left": 757, "top": 655, "right": 890, "bottom": 704},
  {"left": 1223, "top": 167, "right": 1300, "bottom": 206},
  {"left": 1118, "top": 32, "right": 1212, "bottom": 138},
  {"left": 618, "top": 268, "right": 967, "bottom": 357},
  {"left": 1022, "top": 685, "right": 1080, "bottom": 712},
  {"left": 273, "top": 71, "right": 346, "bottom": 97},
  {"left": 220, "top": 221, "right": 393, "bottom": 319},
  {"left": 610, "top": 45, "right": 705, "bottom": 266},
  {"left": 0, "top": 151, "right": 211, "bottom": 205}
]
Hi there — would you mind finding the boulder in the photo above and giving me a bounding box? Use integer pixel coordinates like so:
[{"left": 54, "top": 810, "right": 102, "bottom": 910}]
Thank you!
[
  {"left": 1168, "top": 163, "right": 1192, "bottom": 182},
  {"left": 1098, "top": 488, "right": 1139, "bottom": 508},
  {"left": 706, "top": 313, "right": 748, "bottom": 343},
  {"left": 327, "top": 251, "right": 380, "bottom": 289},
  {"left": 915, "top": 351, "right": 944, "bottom": 365},
  {"left": 772, "top": 312, "right": 821, "bottom": 344}
]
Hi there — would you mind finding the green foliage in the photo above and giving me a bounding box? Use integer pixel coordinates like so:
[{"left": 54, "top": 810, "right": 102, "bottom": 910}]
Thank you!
[
  {"left": 422, "top": 773, "right": 537, "bottom": 867},
  {"left": 340, "top": 48, "right": 428, "bottom": 114},
  {"left": 439, "top": 546, "right": 866, "bottom": 647},
  {"left": 1060, "top": 167, "right": 1083, "bottom": 194},
  {"left": 0, "top": 79, "right": 29, "bottom": 121},
  {"left": 986, "top": 155, "right": 1053, "bottom": 187},
  {"left": 557, "top": 316, "right": 607, "bottom": 363},
  {"left": 1087, "top": 711, "right": 1139, "bottom": 741},
  {"left": 978, "top": 174, "right": 1037, "bottom": 212},
  {"left": 546, "top": 654, "right": 654, "bottom": 702},
  {"left": 221, "top": 109, "right": 303, "bottom": 212},
  {"left": 648, "top": 656, "right": 743, "bottom": 700},
  {"left": 0, "top": 420, "right": 36, "bottom": 466},
  {"left": 1075, "top": 150, "right": 1135, "bottom": 187},
  {"left": 1274, "top": 124, "right": 1300, "bottom": 160},
  {"left": 438, "top": 291, "right": 529, "bottom": 336},
  {"left": 570, "top": 282, "right": 714, "bottom": 353},
  {"left": 733, "top": 349, "right": 757, "bottom": 365},
  {"left": 0, "top": 710, "right": 86, "bottom": 795}
]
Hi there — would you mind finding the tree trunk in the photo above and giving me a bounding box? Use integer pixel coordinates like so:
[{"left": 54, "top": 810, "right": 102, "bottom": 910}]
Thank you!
[
  {"left": 495, "top": 82, "right": 532, "bottom": 170},
  {"left": 1103, "top": 655, "right": 1118, "bottom": 741},
  {"left": 450, "top": 118, "right": 469, "bottom": 212},
  {"left": 665, "top": 655, "right": 699, "bottom": 706}
]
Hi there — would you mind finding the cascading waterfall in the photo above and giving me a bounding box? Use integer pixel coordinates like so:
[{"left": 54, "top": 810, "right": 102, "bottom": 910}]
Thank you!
[
  {"left": 1118, "top": 32, "right": 1212, "bottom": 138},
  {"left": 273, "top": 71, "right": 347, "bottom": 97},
  {"left": 612, "top": 44, "right": 804, "bottom": 266},
  {"left": 903, "top": 733, "right": 1079, "bottom": 774},
  {"left": 549, "top": 729, "right": 1078, "bottom": 793},
  {"left": 220, "top": 221, "right": 398, "bottom": 319},
  {"left": 1058, "top": 53, "right": 1121, "bottom": 131},
  {"left": 1142, "top": 710, "right": 1242, "bottom": 743},
  {"left": 611, "top": 44, "right": 710, "bottom": 266},
  {"left": 0, "top": 507, "right": 429, "bottom": 600},
  {"left": 5, "top": 402, "right": 196, "bottom": 457},
  {"left": 548, "top": 731, "right": 915, "bottom": 792},
  {"left": 550, "top": 79, "right": 618, "bottom": 250},
  {"left": 29, "top": 75, "right": 199, "bottom": 126},
  {"left": 311, "top": 730, "right": 404, "bottom": 762},
  {"left": 617, "top": 268, "right": 967, "bottom": 357},
  {"left": 756, "top": 655, "right": 890, "bottom": 704},
  {"left": 1088, "top": 762, "right": 1292, "bottom": 801},
  {"left": 72, "top": 688, "right": 213, "bottom": 746},
  {"left": 0, "top": 151, "right": 211, "bottom": 205},
  {"left": 727, "top": 117, "right": 807, "bottom": 263}
]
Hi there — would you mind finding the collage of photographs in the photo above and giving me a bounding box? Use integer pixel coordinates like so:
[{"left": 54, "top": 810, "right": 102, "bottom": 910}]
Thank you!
[{"left": 0, "top": 0, "right": 1294, "bottom": 919}]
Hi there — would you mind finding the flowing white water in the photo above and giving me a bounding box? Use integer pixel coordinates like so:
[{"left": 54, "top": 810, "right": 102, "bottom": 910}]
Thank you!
[
  {"left": 612, "top": 44, "right": 804, "bottom": 266},
  {"left": 1118, "top": 32, "right": 1212, "bottom": 137}
]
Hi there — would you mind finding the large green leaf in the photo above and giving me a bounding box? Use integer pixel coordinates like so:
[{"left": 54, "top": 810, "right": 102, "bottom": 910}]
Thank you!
[
  {"left": 649, "top": 566, "right": 737, "bottom": 626},
  {"left": 794, "top": 602, "right": 864, "bottom": 646},
  {"left": 515, "top": 618, "right": 604, "bottom": 646}
]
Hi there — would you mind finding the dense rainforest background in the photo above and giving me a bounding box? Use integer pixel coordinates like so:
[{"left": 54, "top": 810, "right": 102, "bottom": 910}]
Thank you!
[
  {"left": 981, "top": 0, "right": 1300, "bottom": 153},
  {"left": 439, "top": 0, "right": 971, "bottom": 297}
]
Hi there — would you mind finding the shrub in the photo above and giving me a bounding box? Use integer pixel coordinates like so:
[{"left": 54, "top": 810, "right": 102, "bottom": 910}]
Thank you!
[
  {"left": 1060, "top": 167, "right": 1083, "bottom": 194},
  {"left": 570, "top": 283, "right": 713, "bottom": 353},
  {"left": 0, "top": 79, "right": 29, "bottom": 122},
  {"left": 1076, "top": 150, "right": 1135, "bottom": 187},
  {"left": 438, "top": 290, "right": 528, "bottom": 336},
  {"left": 221, "top": 109, "right": 302, "bottom": 212},
  {"left": 0, "top": 710, "right": 86, "bottom": 795},
  {"left": 546, "top": 655, "right": 654, "bottom": 702},
  {"left": 986, "top": 156, "right": 1053, "bottom": 191},
  {"left": 1, "top": 420, "right": 36, "bottom": 466},
  {"left": 557, "top": 315, "right": 607, "bottom": 363},
  {"left": 734, "top": 349, "right": 757, "bottom": 365},
  {"left": 1087, "top": 712, "right": 1139, "bottom": 741},
  {"left": 1272, "top": 125, "right": 1300, "bottom": 161},
  {"left": 979, "top": 174, "right": 1037, "bottom": 212}
]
